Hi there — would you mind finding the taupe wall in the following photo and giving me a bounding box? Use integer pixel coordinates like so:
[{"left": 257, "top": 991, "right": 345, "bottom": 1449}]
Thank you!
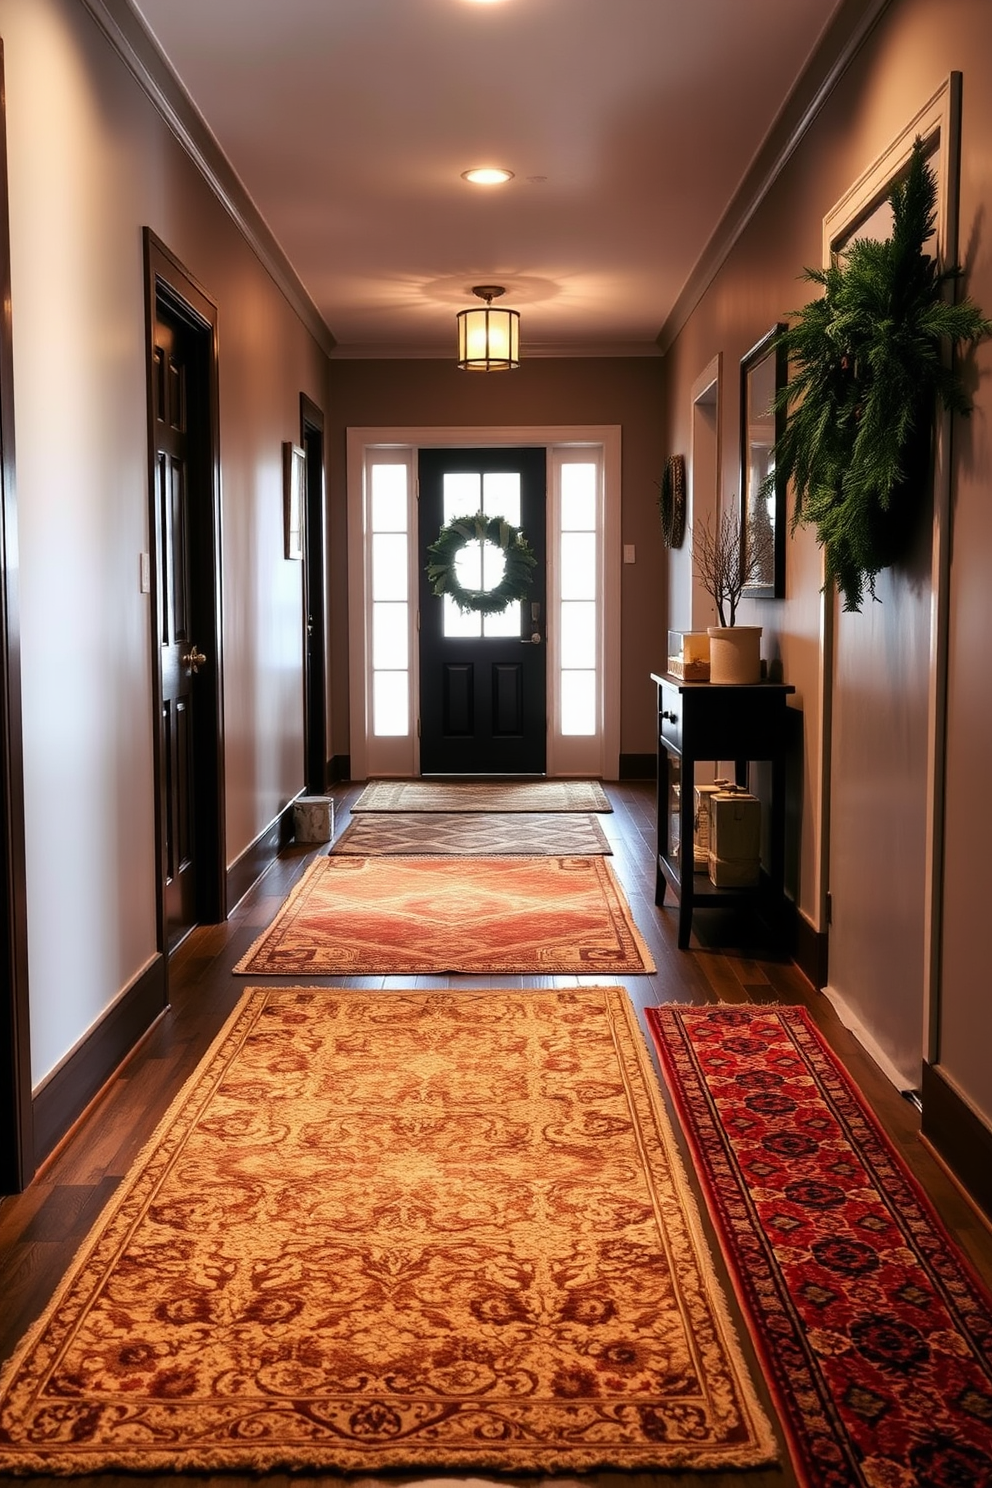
[
  {"left": 2, "top": 0, "right": 328, "bottom": 1085},
  {"left": 661, "top": 0, "right": 992, "bottom": 1121},
  {"left": 325, "top": 357, "right": 666, "bottom": 764}
]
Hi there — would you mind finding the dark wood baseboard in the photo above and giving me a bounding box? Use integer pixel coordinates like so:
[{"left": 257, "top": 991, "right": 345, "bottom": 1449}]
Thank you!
[
  {"left": 619, "top": 753, "right": 656, "bottom": 781},
  {"left": 329, "top": 754, "right": 350, "bottom": 783},
  {"left": 31, "top": 955, "right": 166, "bottom": 1170},
  {"left": 793, "top": 908, "right": 828, "bottom": 990},
  {"left": 226, "top": 801, "right": 297, "bottom": 913},
  {"left": 921, "top": 1061, "right": 992, "bottom": 1222}
]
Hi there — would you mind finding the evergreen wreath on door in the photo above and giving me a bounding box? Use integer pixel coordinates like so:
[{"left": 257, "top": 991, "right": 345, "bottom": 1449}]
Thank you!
[{"left": 426, "top": 511, "right": 537, "bottom": 615}]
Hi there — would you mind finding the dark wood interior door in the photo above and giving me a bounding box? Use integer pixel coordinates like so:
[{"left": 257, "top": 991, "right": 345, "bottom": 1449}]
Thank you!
[
  {"left": 418, "top": 446, "right": 546, "bottom": 775},
  {"left": 152, "top": 315, "right": 199, "bottom": 948},
  {"left": 301, "top": 395, "right": 327, "bottom": 795}
]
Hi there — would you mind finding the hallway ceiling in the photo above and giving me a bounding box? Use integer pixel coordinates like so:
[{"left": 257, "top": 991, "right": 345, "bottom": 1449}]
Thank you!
[{"left": 129, "top": 0, "right": 843, "bottom": 358}]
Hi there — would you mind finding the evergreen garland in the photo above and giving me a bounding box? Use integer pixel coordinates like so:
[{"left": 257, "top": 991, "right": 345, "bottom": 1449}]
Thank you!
[
  {"left": 767, "top": 137, "right": 991, "bottom": 611},
  {"left": 426, "top": 512, "right": 536, "bottom": 615}
]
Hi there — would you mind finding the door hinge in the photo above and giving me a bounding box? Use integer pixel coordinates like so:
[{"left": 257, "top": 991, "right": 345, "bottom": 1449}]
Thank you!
[{"left": 826, "top": 892, "right": 833, "bottom": 926}]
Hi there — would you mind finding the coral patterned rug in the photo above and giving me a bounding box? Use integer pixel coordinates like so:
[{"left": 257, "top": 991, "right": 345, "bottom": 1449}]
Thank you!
[
  {"left": 351, "top": 778, "right": 612, "bottom": 813},
  {"left": 235, "top": 854, "right": 654, "bottom": 975},
  {"left": 0, "top": 988, "right": 775, "bottom": 1475},
  {"left": 332, "top": 810, "right": 612, "bottom": 856},
  {"left": 647, "top": 1003, "right": 992, "bottom": 1488}
]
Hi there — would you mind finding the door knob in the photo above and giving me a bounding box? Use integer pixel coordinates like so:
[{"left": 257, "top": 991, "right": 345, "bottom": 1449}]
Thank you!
[
  {"left": 520, "top": 632, "right": 541, "bottom": 644},
  {"left": 182, "top": 645, "right": 207, "bottom": 675}
]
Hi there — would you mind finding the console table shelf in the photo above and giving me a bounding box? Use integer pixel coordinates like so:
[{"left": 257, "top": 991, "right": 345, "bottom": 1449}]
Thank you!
[{"left": 651, "top": 672, "right": 796, "bottom": 948}]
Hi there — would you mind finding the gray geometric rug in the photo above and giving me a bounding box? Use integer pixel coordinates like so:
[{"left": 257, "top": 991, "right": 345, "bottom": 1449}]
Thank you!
[
  {"left": 333, "top": 811, "right": 612, "bottom": 857},
  {"left": 351, "top": 779, "right": 612, "bottom": 814}
]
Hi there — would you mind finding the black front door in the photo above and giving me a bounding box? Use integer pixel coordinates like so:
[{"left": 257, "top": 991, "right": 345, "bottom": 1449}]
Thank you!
[{"left": 418, "top": 447, "right": 546, "bottom": 775}]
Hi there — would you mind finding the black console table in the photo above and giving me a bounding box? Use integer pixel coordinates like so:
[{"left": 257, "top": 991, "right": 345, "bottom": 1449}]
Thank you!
[{"left": 651, "top": 672, "right": 796, "bottom": 949}]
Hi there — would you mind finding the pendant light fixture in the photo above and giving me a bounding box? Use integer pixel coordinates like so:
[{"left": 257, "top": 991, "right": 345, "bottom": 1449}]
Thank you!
[{"left": 456, "top": 285, "right": 520, "bottom": 371}]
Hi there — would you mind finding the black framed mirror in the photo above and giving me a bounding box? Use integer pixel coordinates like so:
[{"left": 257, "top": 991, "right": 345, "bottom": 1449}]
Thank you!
[{"left": 740, "top": 324, "right": 786, "bottom": 598}]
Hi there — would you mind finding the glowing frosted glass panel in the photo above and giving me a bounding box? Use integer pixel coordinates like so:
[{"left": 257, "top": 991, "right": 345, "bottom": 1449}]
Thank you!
[
  {"left": 443, "top": 595, "right": 481, "bottom": 637},
  {"left": 453, "top": 538, "right": 483, "bottom": 592},
  {"left": 561, "top": 670, "right": 596, "bottom": 735},
  {"left": 372, "top": 602, "right": 408, "bottom": 669},
  {"left": 371, "top": 533, "right": 407, "bottom": 600},
  {"left": 482, "top": 541, "right": 506, "bottom": 591},
  {"left": 482, "top": 472, "right": 520, "bottom": 526},
  {"left": 561, "top": 464, "right": 597, "bottom": 530},
  {"left": 370, "top": 465, "right": 407, "bottom": 531},
  {"left": 373, "top": 670, "right": 408, "bottom": 736},
  {"left": 443, "top": 473, "right": 480, "bottom": 520},
  {"left": 484, "top": 600, "right": 521, "bottom": 637},
  {"left": 560, "top": 601, "right": 596, "bottom": 668},
  {"left": 560, "top": 532, "right": 596, "bottom": 598}
]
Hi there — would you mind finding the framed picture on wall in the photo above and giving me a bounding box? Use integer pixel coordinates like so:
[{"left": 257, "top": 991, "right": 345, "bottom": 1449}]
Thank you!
[
  {"left": 283, "top": 441, "right": 305, "bottom": 560},
  {"left": 739, "top": 325, "right": 786, "bottom": 598}
]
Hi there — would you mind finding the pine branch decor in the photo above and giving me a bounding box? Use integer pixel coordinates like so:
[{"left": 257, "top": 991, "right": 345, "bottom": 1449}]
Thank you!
[{"left": 768, "top": 137, "right": 991, "bottom": 611}]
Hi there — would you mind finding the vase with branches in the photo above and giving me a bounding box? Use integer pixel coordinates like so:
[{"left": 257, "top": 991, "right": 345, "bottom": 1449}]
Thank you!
[{"left": 694, "top": 506, "right": 773, "bottom": 627}]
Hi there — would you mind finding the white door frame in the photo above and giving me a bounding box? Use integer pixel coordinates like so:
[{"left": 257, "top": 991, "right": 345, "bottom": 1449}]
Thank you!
[{"left": 346, "top": 424, "right": 621, "bottom": 781}]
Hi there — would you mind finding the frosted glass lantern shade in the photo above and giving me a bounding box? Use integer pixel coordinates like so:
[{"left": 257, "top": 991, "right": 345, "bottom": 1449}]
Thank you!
[{"left": 456, "top": 305, "right": 520, "bottom": 370}]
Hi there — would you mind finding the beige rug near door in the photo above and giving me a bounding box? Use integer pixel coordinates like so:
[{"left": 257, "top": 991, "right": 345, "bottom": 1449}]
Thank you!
[
  {"left": 332, "top": 810, "right": 612, "bottom": 856},
  {"left": 0, "top": 987, "right": 775, "bottom": 1474},
  {"left": 351, "top": 778, "right": 612, "bottom": 813},
  {"left": 234, "top": 853, "right": 654, "bottom": 975}
]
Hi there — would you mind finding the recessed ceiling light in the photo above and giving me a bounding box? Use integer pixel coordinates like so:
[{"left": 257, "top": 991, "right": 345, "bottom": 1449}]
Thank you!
[{"left": 462, "top": 167, "right": 514, "bottom": 186}]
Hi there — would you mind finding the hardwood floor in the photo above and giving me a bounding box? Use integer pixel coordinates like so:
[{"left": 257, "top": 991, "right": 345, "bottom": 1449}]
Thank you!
[{"left": 2, "top": 778, "right": 990, "bottom": 1488}]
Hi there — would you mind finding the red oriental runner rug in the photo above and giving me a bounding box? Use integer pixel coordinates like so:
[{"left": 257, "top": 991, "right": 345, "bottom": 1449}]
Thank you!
[{"left": 647, "top": 1003, "right": 992, "bottom": 1488}]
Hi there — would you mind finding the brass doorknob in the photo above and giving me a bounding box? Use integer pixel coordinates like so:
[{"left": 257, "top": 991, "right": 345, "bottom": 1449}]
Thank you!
[{"left": 182, "top": 646, "right": 207, "bottom": 675}]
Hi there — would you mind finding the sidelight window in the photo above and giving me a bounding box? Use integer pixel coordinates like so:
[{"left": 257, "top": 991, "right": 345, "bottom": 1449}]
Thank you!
[
  {"left": 558, "top": 462, "right": 598, "bottom": 736},
  {"left": 369, "top": 463, "right": 409, "bottom": 736}
]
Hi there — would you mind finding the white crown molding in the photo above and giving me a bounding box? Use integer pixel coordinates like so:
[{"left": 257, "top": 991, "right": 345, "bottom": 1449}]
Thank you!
[
  {"left": 657, "top": 0, "right": 893, "bottom": 355},
  {"left": 80, "top": 0, "right": 336, "bottom": 356}
]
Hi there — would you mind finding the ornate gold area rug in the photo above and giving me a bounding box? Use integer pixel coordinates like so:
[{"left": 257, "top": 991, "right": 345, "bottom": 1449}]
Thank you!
[
  {"left": 333, "top": 810, "right": 612, "bottom": 857},
  {"left": 235, "top": 854, "right": 654, "bottom": 975},
  {"left": 647, "top": 1004, "right": 992, "bottom": 1488},
  {"left": 352, "top": 778, "right": 612, "bottom": 813},
  {"left": 0, "top": 988, "right": 775, "bottom": 1475}
]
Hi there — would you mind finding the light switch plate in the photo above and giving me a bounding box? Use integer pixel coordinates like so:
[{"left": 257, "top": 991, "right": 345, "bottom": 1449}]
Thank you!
[{"left": 623, "top": 544, "right": 635, "bottom": 564}]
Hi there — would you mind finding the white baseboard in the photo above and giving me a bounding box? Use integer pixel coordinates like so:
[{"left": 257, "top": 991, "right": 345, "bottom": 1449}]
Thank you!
[{"left": 822, "top": 985, "right": 919, "bottom": 1095}]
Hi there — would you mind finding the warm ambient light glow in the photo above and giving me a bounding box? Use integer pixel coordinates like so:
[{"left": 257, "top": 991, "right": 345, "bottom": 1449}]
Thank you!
[
  {"left": 462, "top": 167, "right": 514, "bottom": 185},
  {"left": 456, "top": 286, "right": 520, "bottom": 371}
]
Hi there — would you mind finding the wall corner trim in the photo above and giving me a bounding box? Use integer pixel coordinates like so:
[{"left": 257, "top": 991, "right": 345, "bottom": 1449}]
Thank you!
[{"left": 79, "top": 0, "right": 336, "bottom": 357}]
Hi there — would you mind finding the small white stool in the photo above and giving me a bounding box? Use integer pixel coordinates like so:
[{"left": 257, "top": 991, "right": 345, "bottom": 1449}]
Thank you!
[{"left": 293, "top": 796, "right": 334, "bottom": 844}]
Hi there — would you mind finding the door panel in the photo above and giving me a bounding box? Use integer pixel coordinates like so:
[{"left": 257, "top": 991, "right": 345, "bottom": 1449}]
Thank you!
[{"left": 418, "top": 447, "right": 546, "bottom": 775}]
